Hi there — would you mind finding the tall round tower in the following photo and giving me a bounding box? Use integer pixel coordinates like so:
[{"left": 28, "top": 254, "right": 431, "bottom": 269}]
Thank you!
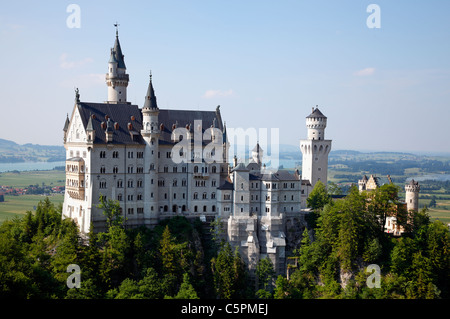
[
  {"left": 106, "top": 27, "right": 129, "bottom": 103},
  {"left": 405, "top": 179, "right": 420, "bottom": 212},
  {"left": 300, "top": 106, "right": 332, "bottom": 189},
  {"left": 141, "top": 73, "right": 160, "bottom": 225}
]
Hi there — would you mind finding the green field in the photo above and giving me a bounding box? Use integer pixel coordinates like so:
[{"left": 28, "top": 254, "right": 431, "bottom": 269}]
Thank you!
[
  {"left": 0, "top": 194, "right": 64, "bottom": 223},
  {"left": 0, "top": 170, "right": 65, "bottom": 188},
  {"left": 0, "top": 170, "right": 65, "bottom": 223}
]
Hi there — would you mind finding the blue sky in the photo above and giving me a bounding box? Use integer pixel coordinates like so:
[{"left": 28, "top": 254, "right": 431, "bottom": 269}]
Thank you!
[{"left": 1, "top": 0, "right": 449, "bottom": 153}]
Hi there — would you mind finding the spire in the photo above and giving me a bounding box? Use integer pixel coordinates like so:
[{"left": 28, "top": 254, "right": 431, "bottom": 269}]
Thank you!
[
  {"left": 86, "top": 114, "right": 94, "bottom": 131},
  {"left": 63, "top": 114, "right": 70, "bottom": 132},
  {"left": 143, "top": 71, "right": 158, "bottom": 109},
  {"left": 113, "top": 23, "right": 126, "bottom": 69},
  {"left": 109, "top": 48, "right": 118, "bottom": 64}
]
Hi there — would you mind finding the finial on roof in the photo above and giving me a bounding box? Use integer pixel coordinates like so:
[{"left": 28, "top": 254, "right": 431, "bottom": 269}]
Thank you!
[{"left": 114, "top": 22, "right": 120, "bottom": 36}]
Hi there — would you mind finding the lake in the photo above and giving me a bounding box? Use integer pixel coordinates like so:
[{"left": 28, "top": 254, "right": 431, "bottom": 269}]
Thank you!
[{"left": 0, "top": 161, "right": 65, "bottom": 173}]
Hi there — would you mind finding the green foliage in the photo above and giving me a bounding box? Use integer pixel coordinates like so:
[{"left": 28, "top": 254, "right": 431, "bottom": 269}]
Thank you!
[
  {"left": 211, "top": 242, "right": 248, "bottom": 299},
  {"left": 97, "top": 194, "right": 124, "bottom": 229},
  {"left": 274, "top": 185, "right": 450, "bottom": 299}
]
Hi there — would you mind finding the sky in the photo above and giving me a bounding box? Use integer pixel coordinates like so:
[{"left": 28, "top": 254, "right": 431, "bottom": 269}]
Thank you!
[{"left": 0, "top": 0, "right": 449, "bottom": 154}]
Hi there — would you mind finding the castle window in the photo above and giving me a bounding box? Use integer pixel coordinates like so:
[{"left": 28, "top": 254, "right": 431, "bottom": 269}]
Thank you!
[
  {"left": 203, "top": 193, "right": 207, "bottom": 199},
  {"left": 127, "top": 194, "right": 133, "bottom": 201},
  {"left": 99, "top": 180, "right": 107, "bottom": 189},
  {"left": 211, "top": 192, "right": 216, "bottom": 199},
  {"left": 137, "top": 179, "right": 143, "bottom": 188},
  {"left": 212, "top": 205, "right": 216, "bottom": 212},
  {"left": 173, "top": 179, "right": 177, "bottom": 187},
  {"left": 100, "top": 166, "right": 106, "bottom": 174},
  {"left": 128, "top": 208, "right": 134, "bottom": 214},
  {"left": 194, "top": 166, "right": 199, "bottom": 173},
  {"left": 117, "top": 194, "right": 123, "bottom": 201},
  {"left": 113, "top": 166, "right": 118, "bottom": 174},
  {"left": 137, "top": 166, "right": 143, "bottom": 173},
  {"left": 137, "top": 193, "right": 142, "bottom": 200},
  {"left": 128, "top": 180, "right": 134, "bottom": 188},
  {"left": 194, "top": 206, "right": 198, "bottom": 212},
  {"left": 212, "top": 166, "right": 217, "bottom": 173},
  {"left": 182, "top": 179, "right": 187, "bottom": 186},
  {"left": 117, "top": 180, "right": 123, "bottom": 188},
  {"left": 100, "top": 151, "right": 106, "bottom": 158},
  {"left": 194, "top": 193, "right": 198, "bottom": 200},
  {"left": 164, "top": 166, "right": 168, "bottom": 173},
  {"left": 203, "top": 206, "right": 207, "bottom": 212},
  {"left": 137, "top": 207, "right": 144, "bottom": 214},
  {"left": 173, "top": 205, "right": 177, "bottom": 213}
]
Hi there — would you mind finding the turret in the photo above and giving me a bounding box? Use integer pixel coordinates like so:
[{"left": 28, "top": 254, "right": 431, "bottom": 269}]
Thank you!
[
  {"left": 105, "top": 26, "right": 129, "bottom": 103},
  {"left": 405, "top": 179, "right": 420, "bottom": 212},
  {"left": 299, "top": 106, "right": 332, "bottom": 189},
  {"left": 141, "top": 72, "right": 160, "bottom": 225},
  {"left": 252, "top": 143, "right": 264, "bottom": 167},
  {"left": 306, "top": 106, "right": 327, "bottom": 140}
]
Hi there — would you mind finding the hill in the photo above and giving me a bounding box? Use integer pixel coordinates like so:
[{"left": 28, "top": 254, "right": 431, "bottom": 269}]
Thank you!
[{"left": 0, "top": 138, "right": 65, "bottom": 163}]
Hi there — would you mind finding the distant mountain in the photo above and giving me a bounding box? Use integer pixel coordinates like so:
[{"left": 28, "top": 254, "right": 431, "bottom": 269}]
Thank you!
[{"left": 0, "top": 138, "right": 65, "bottom": 163}]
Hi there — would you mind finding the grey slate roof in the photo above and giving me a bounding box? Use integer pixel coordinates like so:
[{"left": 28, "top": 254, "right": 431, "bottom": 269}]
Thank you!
[
  {"left": 158, "top": 109, "right": 224, "bottom": 145},
  {"left": 143, "top": 76, "right": 158, "bottom": 109},
  {"left": 306, "top": 107, "right": 327, "bottom": 119},
  {"left": 76, "top": 102, "right": 224, "bottom": 146},
  {"left": 113, "top": 34, "right": 126, "bottom": 69},
  {"left": 77, "top": 102, "right": 144, "bottom": 145},
  {"left": 250, "top": 170, "right": 300, "bottom": 181},
  {"left": 217, "top": 180, "right": 234, "bottom": 190}
]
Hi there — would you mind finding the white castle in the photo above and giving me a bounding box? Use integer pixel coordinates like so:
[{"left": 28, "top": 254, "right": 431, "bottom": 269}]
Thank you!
[{"left": 62, "top": 29, "right": 330, "bottom": 274}]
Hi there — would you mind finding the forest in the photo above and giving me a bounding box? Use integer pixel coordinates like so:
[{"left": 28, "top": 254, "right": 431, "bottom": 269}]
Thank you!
[{"left": 0, "top": 183, "right": 449, "bottom": 299}]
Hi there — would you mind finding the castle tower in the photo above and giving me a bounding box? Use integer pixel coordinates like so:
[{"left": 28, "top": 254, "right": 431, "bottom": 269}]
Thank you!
[
  {"left": 106, "top": 26, "right": 129, "bottom": 103},
  {"left": 251, "top": 143, "right": 264, "bottom": 167},
  {"left": 141, "top": 72, "right": 160, "bottom": 225},
  {"left": 405, "top": 179, "right": 420, "bottom": 212},
  {"left": 300, "top": 106, "right": 332, "bottom": 188}
]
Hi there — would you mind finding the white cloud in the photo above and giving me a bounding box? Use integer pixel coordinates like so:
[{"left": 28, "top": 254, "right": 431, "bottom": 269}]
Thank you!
[
  {"left": 59, "top": 53, "right": 94, "bottom": 69},
  {"left": 354, "top": 67, "right": 376, "bottom": 76},
  {"left": 202, "top": 89, "right": 234, "bottom": 99}
]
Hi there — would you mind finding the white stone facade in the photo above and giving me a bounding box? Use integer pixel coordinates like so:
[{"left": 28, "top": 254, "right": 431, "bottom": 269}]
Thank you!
[{"left": 62, "top": 30, "right": 332, "bottom": 275}]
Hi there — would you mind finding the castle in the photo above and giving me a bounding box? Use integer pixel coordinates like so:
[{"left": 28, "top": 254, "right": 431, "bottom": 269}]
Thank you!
[
  {"left": 61, "top": 29, "right": 329, "bottom": 275},
  {"left": 358, "top": 174, "right": 420, "bottom": 235}
]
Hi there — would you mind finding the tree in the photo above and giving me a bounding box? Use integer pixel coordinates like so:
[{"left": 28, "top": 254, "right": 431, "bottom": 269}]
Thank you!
[
  {"left": 367, "top": 184, "right": 401, "bottom": 233},
  {"left": 256, "top": 257, "right": 275, "bottom": 293},
  {"left": 306, "top": 180, "right": 332, "bottom": 229},
  {"left": 159, "top": 225, "right": 177, "bottom": 276},
  {"left": 171, "top": 273, "right": 199, "bottom": 299},
  {"left": 307, "top": 180, "right": 331, "bottom": 210},
  {"left": 97, "top": 194, "right": 124, "bottom": 229},
  {"left": 211, "top": 242, "right": 239, "bottom": 299}
]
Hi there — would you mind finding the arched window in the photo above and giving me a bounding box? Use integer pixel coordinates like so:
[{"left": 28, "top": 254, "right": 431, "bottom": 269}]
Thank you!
[{"left": 194, "top": 166, "right": 199, "bottom": 173}]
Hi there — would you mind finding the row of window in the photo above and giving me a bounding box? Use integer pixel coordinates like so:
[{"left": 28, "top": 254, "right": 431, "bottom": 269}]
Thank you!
[
  {"left": 122, "top": 205, "right": 218, "bottom": 214},
  {"left": 100, "top": 151, "right": 145, "bottom": 159}
]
